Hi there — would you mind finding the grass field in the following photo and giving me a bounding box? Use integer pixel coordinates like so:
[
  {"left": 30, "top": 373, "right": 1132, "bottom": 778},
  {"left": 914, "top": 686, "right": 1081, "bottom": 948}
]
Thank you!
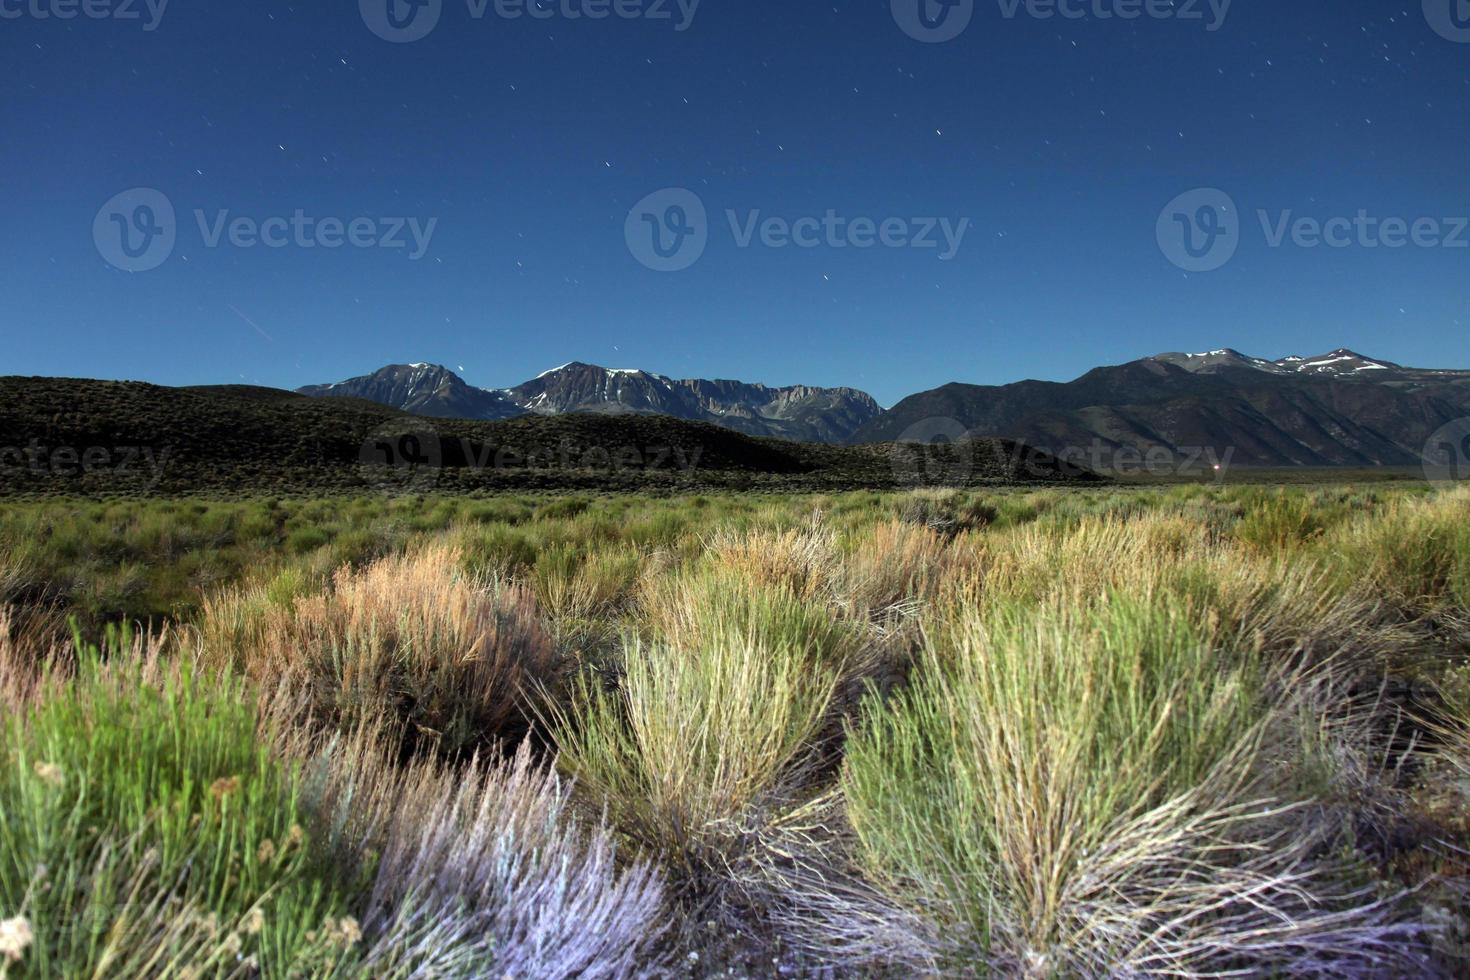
[{"left": 3, "top": 483, "right": 1470, "bottom": 976}]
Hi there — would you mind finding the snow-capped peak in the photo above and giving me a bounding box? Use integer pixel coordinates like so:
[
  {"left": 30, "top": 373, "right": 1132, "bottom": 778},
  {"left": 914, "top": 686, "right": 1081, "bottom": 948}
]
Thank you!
[
  {"left": 534, "top": 363, "right": 653, "bottom": 380},
  {"left": 1266, "top": 349, "right": 1401, "bottom": 375}
]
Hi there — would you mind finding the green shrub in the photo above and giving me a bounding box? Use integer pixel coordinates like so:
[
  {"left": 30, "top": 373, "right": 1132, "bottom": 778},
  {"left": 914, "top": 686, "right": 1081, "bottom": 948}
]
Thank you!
[
  {"left": 1324, "top": 488, "right": 1470, "bottom": 620},
  {"left": 536, "top": 496, "right": 592, "bottom": 522},
  {"left": 843, "top": 594, "right": 1265, "bottom": 970},
  {"left": 0, "top": 627, "right": 358, "bottom": 977},
  {"left": 286, "top": 526, "right": 332, "bottom": 555},
  {"left": 553, "top": 580, "right": 844, "bottom": 883}
]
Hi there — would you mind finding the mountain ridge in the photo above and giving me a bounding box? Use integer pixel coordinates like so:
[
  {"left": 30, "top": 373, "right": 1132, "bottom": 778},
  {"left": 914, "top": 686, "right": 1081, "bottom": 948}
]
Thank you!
[
  {"left": 851, "top": 348, "right": 1470, "bottom": 467},
  {"left": 298, "top": 348, "right": 1470, "bottom": 469},
  {"left": 300, "top": 362, "right": 883, "bottom": 444},
  {"left": 0, "top": 376, "right": 1092, "bottom": 496}
]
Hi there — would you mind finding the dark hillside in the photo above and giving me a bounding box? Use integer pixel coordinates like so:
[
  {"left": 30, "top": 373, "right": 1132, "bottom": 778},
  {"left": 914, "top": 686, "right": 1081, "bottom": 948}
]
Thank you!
[{"left": 0, "top": 377, "right": 1098, "bottom": 497}]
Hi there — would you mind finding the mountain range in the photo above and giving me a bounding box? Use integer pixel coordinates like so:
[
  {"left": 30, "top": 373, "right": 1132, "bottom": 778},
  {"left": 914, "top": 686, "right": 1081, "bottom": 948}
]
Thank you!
[
  {"left": 301, "top": 349, "right": 1470, "bottom": 468},
  {"left": 855, "top": 349, "right": 1470, "bottom": 467},
  {"left": 299, "top": 362, "right": 882, "bottom": 444},
  {"left": 0, "top": 376, "right": 1088, "bottom": 497}
]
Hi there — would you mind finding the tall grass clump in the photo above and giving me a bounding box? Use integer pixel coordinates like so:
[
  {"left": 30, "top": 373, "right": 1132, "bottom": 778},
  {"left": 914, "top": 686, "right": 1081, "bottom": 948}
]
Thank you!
[
  {"left": 294, "top": 723, "right": 668, "bottom": 978},
  {"left": 834, "top": 519, "right": 955, "bottom": 627},
  {"left": 838, "top": 594, "right": 1418, "bottom": 976},
  {"left": 706, "top": 514, "right": 955, "bottom": 631},
  {"left": 0, "top": 627, "right": 358, "bottom": 977},
  {"left": 893, "top": 490, "right": 997, "bottom": 539},
  {"left": 531, "top": 541, "right": 646, "bottom": 649},
  {"left": 553, "top": 579, "right": 845, "bottom": 903},
  {"left": 198, "top": 543, "right": 563, "bottom": 756},
  {"left": 1325, "top": 488, "right": 1470, "bottom": 629},
  {"left": 0, "top": 544, "right": 40, "bottom": 608},
  {"left": 705, "top": 514, "right": 837, "bottom": 605},
  {"left": 0, "top": 608, "right": 66, "bottom": 714},
  {"left": 1232, "top": 488, "right": 1349, "bottom": 553},
  {"left": 638, "top": 564, "right": 857, "bottom": 666}
]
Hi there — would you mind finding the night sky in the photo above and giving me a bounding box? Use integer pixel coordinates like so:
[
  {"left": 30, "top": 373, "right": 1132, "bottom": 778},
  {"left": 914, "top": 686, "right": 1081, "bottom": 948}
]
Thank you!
[{"left": 4, "top": 1, "right": 1468, "bottom": 406}]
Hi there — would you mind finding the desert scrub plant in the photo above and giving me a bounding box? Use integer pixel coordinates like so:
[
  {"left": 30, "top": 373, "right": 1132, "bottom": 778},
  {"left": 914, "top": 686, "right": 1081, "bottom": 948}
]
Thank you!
[
  {"left": 0, "top": 607, "right": 68, "bottom": 715},
  {"left": 0, "top": 626, "right": 361, "bottom": 977},
  {"left": 453, "top": 520, "right": 542, "bottom": 576},
  {"left": 294, "top": 723, "right": 667, "bottom": 978},
  {"left": 197, "top": 543, "right": 563, "bottom": 757},
  {"left": 532, "top": 542, "right": 645, "bottom": 646},
  {"left": 834, "top": 519, "right": 954, "bottom": 626},
  {"left": 1233, "top": 488, "right": 1349, "bottom": 552},
  {"left": 1324, "top": 488, "right": 1470, "bottom": 629},
  {"left": 551, "top": 600, "right": 844, "bottom": 901},
  {"left": 838, "top": 593, "right": 1421, "bottom": 976},
  {"left": 893, "top": 490, "right": 997, "bottom": 539},
  {"left": 637, "top": 564, "right": 863, "bottom": 670},
  {"left": 704, "top": 513, "right": 837, "bottom": 605}
]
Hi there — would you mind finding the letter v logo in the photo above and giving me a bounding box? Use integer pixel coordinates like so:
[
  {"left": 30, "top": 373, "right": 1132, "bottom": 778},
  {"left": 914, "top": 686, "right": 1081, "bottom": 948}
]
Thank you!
[{"left": 892, "top": 0, "right": 974, "bottom": 42}]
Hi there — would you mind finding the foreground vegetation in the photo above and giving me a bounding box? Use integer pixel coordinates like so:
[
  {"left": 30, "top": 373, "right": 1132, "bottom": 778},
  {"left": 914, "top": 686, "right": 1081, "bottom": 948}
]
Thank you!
[{"left": 3, "top": 484, "right": 1470, "bottom": 976}]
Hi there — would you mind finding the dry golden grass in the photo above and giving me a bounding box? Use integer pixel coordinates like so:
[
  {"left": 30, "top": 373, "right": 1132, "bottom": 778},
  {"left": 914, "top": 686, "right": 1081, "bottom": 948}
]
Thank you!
[
  {"left": 195, "top": 543, "right": 563, "bottom": 755},
  {"left": 8, "top": 486, "right": 1470, "bottom": 976},
  {"left": 705, "top": 513, "right": 837, "bottom": 605},
  {"left": 1323, "top": 487, "right": 1470, "bottom": 630},
  {"left": 0, "top": 607, "right": 65, "bottom": 714},
  {"left": 834, "top": 519, "right": 955, "bottom": 625}
]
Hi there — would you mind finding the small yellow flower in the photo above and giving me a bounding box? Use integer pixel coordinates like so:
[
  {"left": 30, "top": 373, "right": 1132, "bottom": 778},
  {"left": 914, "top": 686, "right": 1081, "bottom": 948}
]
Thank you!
[
  {"left": 336, "top": 917, "right": 362, "bottom": 947},
  {"left": 317, "top": 916, "right": 362, "bottom": 949},
  {"left": 209, "top": 776, "right": 242, "bottom": 801},
  {"left": 256, "top": 839, "right": 276, "bottom": 865},
  {"left": 285, "top": 824, "right": 306, "bottom": 849},
  {"left": 0, "top": 916, "right": 35, "bottom": 963},
  {"left": 241, "top": 908, "right": 265, "bottom": 936},
  {"left": 31, "top": 762, "right": 63, "bottom": 788}
]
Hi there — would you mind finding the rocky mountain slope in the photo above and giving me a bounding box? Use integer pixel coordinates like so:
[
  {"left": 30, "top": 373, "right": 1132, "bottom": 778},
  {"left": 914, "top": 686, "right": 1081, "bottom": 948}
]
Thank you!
[
  {"left": 301, "top": 362, "right": 881, "bottom": 444},
  {"left": 0, "top": 377, "right": 1090, "bottom": 496},
  {"left": 851, "top": 349, "right": 1470, "bottom": 468},
  {"left": 301, "top": 349, "right": 1470, "bottom": 469},
  {"left": 298, "top": 363, "right": 524, "bottom": 421}
]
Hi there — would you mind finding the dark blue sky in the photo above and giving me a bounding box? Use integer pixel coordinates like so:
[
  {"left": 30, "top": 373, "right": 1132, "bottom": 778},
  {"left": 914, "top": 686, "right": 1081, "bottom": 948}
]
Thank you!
[{"left": 4, "top": 1, "right": 1468, "bottom": 406}]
